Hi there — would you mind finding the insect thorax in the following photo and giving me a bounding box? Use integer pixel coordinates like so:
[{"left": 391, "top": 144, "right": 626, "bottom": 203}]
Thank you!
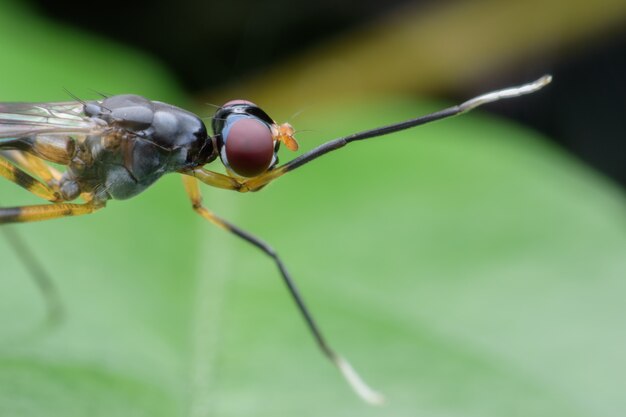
[{"left": 61, "top": 95, "right": 214, "bottom": 202}]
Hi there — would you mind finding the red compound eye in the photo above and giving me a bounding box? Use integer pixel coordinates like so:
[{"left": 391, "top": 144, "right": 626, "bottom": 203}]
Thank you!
[{"left": 224, "top": 117, "right": 274, "bottom": 177}]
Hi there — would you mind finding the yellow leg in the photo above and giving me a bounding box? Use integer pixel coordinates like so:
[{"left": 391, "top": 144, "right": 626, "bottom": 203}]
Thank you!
[
  {"left": 0, "top": 199, "right": 103, "bottom": 224},
  {"left": 4, "top": 150, "right": 63, "bottom": 185},
  {"left": 183, "top": 166, "right": 289, "bottom": 193},
  {"left": 182, "top": 175, "right": 234, "bottom": 228},
  {"left": 184, "top": 168, "right": 246, "bottom": 192},
  {"left": 242, "top": 165, "right": 287, "bottom": 191},
  {"left": 0, "top": 156, "right": 61, "bottom": 202}
]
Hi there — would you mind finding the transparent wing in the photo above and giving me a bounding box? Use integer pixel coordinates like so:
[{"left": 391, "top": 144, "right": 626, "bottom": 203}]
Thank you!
[{"left": 0, "top": 101, "right": 105, "bottom": 140}]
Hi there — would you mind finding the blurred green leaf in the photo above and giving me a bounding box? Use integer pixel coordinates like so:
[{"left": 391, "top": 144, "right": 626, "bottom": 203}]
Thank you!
[
  {"left": 1, "top": 2, "right": 625, "bottom": 417},
  {"left": 0, "top": 1, "right": 185, "bottom": 103}
]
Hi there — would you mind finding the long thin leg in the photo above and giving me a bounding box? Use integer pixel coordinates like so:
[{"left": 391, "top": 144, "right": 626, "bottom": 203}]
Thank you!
[
  {"left": 0, "top": 199, "right": 103, "bottom": 224},
  {"left": 0, "top": 156, "right": 61, "bottom": 202},
  {"left": 0, "top": 153, "right": 66, "bottom": 324},
  {"left": 239, "top": 75, "right": 552, "bottom": 191},
  {"left": 182, "top": 175, "right": 383, "bottom": 404},
  {"left": 1, "top": 226, "right": 64, "bottom": 324}
]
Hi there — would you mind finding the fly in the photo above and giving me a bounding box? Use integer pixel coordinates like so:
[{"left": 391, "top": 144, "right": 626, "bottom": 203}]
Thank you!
[{"left": 0, "top": 75, "right": 552, "bottom": 404}]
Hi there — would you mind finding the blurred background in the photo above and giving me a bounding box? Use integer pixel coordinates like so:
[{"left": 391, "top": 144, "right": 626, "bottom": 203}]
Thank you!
[
  {"left": 32, "top": 0, "right": 626, "bottom": 188},
  {"left": 0, "top": 0, "right": 625, "bottom": 416}
]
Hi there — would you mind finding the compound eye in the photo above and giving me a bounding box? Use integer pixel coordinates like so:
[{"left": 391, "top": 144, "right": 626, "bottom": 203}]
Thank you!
[{"left": 224, "top": 117, "right": 274, "bottom": 177}]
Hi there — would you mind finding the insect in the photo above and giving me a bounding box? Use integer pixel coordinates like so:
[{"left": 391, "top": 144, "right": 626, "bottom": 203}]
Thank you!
[{"left": 0, "top": 75, "right": 552, "bottom": 404}]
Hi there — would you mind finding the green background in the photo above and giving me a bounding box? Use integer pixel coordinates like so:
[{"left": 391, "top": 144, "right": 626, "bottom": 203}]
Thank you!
[{"left": 1, "top": 2, "right": 625, "bottom": 416}]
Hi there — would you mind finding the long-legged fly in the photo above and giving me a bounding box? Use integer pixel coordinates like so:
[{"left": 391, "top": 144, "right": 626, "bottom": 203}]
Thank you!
[{"left": 0, "top": 75, "right": 552, "bottom": 404}]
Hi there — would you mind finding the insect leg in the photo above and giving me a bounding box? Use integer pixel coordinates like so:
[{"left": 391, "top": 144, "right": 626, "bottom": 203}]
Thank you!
[
  {"left": 181, "top": 175, "right": 383, "bottom": 404},
  {"left": 2, "top": 150, "right": 63, "bottom": 186},
  {"left": 1, "top": 225, "right": 64, "bottom": 324},
  {"left": 241, "top": 75, "right": 552, "bottom": 191},
  {"left": 181, "top": 168, "right": 243, "bottom": 191},
  {"left": 0, "top": 199, "right": 103, "bottom": 224},
  {"left": 0, "top": 155, "right": 62, "bottom": 202},
  {"left": 0, "top": 152, "right": 67, "bottom": 324}
]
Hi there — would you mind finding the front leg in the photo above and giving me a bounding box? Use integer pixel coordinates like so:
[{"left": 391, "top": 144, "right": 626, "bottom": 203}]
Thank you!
[
  {"left": 241, "top": 76, "right": 552, "bottom": 191},
  {"left": 181, "top": 175, "right": 383, "bottom": 404},
  {"left": 183, "top": 168, "right": 248, "bottom": 192},
  {"left": 187, "top": 77, "right": 551, "bottom": 193}
]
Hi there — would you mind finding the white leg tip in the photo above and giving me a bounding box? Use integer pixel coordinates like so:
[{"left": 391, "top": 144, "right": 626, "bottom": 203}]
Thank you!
[
  {"left": 460, "top": 74, "right": 553, "bottom": 112},
  {"left": 334, "top": 355, "right": 385, "bottom": 405}
]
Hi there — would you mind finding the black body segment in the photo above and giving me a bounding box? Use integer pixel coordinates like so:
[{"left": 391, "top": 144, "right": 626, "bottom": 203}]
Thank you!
[
  {"left": 0, "top": 95, "right": 217, "bottom": 202},
  {"left": 63, "top": 95, "right": 216, "bottom": 201}
]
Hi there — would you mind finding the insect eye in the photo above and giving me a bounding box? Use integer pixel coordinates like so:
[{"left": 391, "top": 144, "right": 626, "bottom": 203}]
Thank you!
[{"left": 221, "top": 116, "right": 274, "bottom": 177}]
